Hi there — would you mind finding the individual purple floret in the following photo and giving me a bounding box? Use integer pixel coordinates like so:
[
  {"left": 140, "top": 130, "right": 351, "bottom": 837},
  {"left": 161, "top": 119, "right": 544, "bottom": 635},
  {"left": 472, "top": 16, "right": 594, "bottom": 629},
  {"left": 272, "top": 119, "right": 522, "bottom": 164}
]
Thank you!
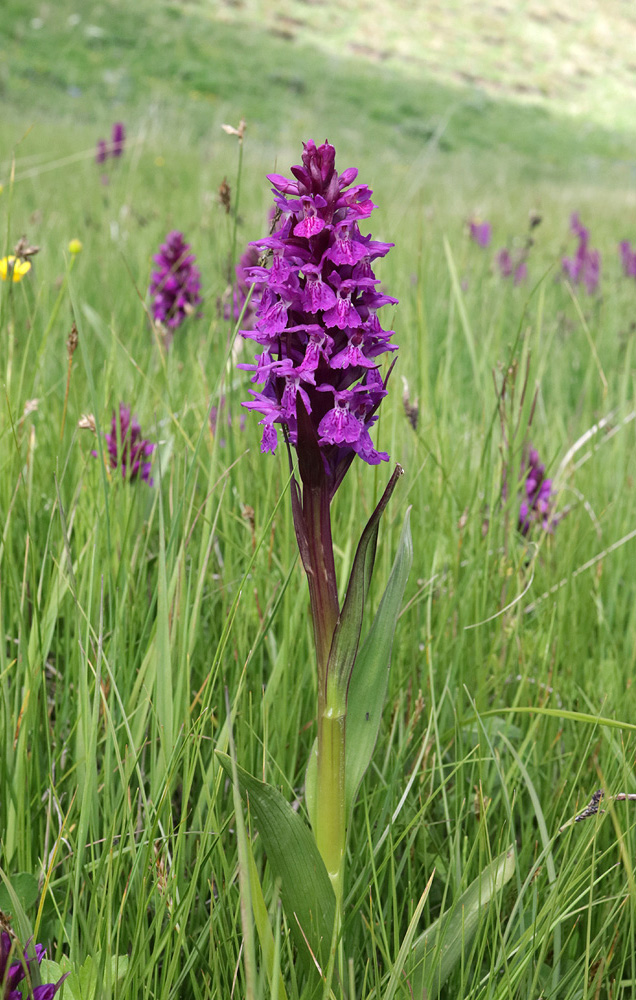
[
  {"left": 0, "top": 930, "right": 68, "bottom": 1000},
  {"left": 562, "top": 212, "right": 600, "bottom": 294},
  {"left": 619, "top": 240, "right": 636, "bottom": 278},
  {"left": 149, "top": 231, "right": 202, "bottom": 330},
  {"left": 497, "top": 249, "right": 527, "bottom": 285},
  {"left": 469, "top": 219, "right": 492, "bottom": 248},
  {"left": 238, "top": 139, "right": 397, "bottom": 495},
  {"left": 95, "top": 138, "right": 108, "bottom": 165},
  {"left": 93, "top": 403, "right": 155, "bottom": 484},
  {"left": 518, "top": 446, "right": 556, "bottom": 535},
  {"left": 111, "top": 121, "right": 125, "bottom": 157}
]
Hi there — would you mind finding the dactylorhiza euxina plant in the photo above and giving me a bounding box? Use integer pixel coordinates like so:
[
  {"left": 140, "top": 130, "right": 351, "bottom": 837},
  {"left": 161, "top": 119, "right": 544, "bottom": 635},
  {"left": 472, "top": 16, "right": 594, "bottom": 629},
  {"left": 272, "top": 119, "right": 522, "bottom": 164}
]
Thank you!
[{"left": 234, "top": 139, "right": 412, "bottom": 939}]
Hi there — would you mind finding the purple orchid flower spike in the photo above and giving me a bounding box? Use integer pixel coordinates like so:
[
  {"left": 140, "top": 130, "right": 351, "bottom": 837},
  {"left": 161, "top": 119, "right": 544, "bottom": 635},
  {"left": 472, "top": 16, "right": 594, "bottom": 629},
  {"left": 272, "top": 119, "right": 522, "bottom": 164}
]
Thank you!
[
  {"left": 149, "top": 231, "right": 202, "bottom": 333},
  {"left": 562, "top": 212, "right": 601, "bottom": 294},
  {"left": 239, "top": 139, "right": 398, "bottom": 498},
  {"left": 619, "top": 239, "right": 636, "bottom": 278},
  {"left": 469, "top": 219, "right": 492, "bottom": 248},
  {"left": 497, "top": 248, "right": 528, "bottom": 285},
  {"left": 111, "top": 121, "right": 125, "bottom": 157},
  {"left": 93, "top": 403, "right": 155, "bottom": 485},
  {"left": 518, "top": 445, "right": 558, "bottom": 535}
]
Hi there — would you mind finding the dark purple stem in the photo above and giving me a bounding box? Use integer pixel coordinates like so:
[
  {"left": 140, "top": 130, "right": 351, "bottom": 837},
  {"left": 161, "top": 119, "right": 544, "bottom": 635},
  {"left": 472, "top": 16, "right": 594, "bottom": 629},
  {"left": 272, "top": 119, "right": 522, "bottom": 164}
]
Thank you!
[{"left": 303, "top": 480, "right": 340, "bottom": 700}]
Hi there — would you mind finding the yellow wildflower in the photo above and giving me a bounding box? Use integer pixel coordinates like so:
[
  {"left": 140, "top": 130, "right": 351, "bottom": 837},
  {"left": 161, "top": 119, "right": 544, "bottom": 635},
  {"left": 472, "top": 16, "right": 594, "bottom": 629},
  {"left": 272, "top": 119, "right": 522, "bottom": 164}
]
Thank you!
[
  {"left": 68, "top": 238, "right": 83, "bottom": 255},
  {"left": 0, "top": 255, "right": 32, "bottom": 282}
]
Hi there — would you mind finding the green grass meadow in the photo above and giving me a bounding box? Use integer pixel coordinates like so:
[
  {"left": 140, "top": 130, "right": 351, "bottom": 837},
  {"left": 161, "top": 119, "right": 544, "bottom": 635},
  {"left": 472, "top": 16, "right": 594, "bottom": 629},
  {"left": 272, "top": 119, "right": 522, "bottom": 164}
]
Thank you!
[{"left": 1, "top": 2, "right": 636, "bottom": 997}]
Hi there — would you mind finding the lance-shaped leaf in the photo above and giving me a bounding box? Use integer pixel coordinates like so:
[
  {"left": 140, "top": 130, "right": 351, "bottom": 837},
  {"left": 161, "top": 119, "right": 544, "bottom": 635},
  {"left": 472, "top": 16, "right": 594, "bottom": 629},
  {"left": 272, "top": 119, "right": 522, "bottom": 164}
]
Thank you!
[
  {"left": 326, "top": 465, "right": 404, "bottom": 694},
  {"left": 216, "top": 752, "right": 336, "bottom": 975},
  {"left": 345, "top": 505, "right": 412, "bottom": 818},
  {"left": 403, "top": 846, "right": 516, "bottom": 999}
]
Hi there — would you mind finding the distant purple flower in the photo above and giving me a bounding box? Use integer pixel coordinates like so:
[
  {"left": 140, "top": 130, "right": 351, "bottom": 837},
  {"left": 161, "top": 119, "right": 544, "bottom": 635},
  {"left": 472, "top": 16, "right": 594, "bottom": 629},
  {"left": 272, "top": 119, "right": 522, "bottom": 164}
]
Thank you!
[
  {"left": 562, "top": 212, "right": 600, "bottom": 294},
  {"left": 497, "top": 248, "right": 527, "bottom": 285},
  {"left": 95, "top": 138, "right": 108, "bottom": 165},
  {"left": 238, "top": 139, "right": 397, "bottom": 494},
  {"left": 518, "top": 446, "right": 556, "bottom": 535},
  {"left": 469, "top": 219, "right": 492, "bottom": 248},
  {"left": 93, "top": 404, "right": 155, "bottom": 484},
  {"left": 619, "top": 239, "right": 636, "bottom": 278},
  {"left": 111, "top": 122, "right": 125, "bottom": 157},
  {"left": 149, "top": 231, "right": 202, "bottom": 330},
  {"left": 0, "top": 931, "right": 68, "bottom": 1000}
]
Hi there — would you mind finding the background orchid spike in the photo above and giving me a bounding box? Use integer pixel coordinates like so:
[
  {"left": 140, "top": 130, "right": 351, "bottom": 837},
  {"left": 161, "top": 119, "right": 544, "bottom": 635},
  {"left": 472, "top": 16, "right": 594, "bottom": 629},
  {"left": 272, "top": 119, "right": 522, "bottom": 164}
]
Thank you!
[
  {"left": 562, "top": 211, "right": 600, "bottom": 294},
  {"left": 149, "top": 230, "right": 202, "bottom": 331},
  {"left": 239, "top": 139, "right": 398, "bottom": 497},
  {"left": 519, "top": 445, "right": 557, "bottom": 535},
  {"left": 93, "top": 403, "right": 155, "bottom": 484}
]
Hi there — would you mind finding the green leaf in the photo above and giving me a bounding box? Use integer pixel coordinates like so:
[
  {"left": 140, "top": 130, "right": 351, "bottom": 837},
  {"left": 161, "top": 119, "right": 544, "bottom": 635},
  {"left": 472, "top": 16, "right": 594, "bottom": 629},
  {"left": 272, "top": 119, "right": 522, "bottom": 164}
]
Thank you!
[
  {"left": 327, "top": 465, "right": 404, "bottom": 694},
  {"left": 345, "top": 506, "right": 412, "bottom": 818},
  {"left": 0, "top": 872, "right": 38, "bottom": 915},
  {"left": 216, "top": 752, "right": 336, "bottom": 974},
  {"left": 405, "top": 846, "right": 516, "bottom": 999},
  {"left": 54, "top": 955, "right": 128, "bottom": 1000}
]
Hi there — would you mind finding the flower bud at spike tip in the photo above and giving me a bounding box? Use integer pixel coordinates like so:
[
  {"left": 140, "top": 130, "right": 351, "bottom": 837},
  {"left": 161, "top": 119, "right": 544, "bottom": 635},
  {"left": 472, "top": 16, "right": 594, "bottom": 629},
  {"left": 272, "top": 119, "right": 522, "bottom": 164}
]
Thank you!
[{"left": 238, "top": 139, "right": 398, "bottom": 498}]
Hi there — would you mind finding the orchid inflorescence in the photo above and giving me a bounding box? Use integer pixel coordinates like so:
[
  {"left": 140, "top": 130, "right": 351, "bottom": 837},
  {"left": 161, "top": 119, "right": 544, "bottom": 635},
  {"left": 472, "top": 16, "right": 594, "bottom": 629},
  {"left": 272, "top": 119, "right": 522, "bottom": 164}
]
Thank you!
[
  {"left": 149, "top": 231, "right": 202, "bottom": 332},
  {"left": 518, "top": 445, "right": 557, "bottom": 535},
  {"left": 562, "top": 212, "right": 600, "bottom": 294},
  {"left": 93, "top": 403, "right": 155, "bottom": 485},
  {"left": 95, "top": 122, "right": 126, "bottom": 164},
  {"left": 239, "top": 139, "right": 398, "bottom": 489}
]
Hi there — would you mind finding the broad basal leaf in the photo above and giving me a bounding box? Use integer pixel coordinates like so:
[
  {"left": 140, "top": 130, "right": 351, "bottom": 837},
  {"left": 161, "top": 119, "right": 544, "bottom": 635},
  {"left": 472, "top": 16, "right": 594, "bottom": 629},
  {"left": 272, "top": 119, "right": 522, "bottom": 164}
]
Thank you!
[{"left": 216, "top": 752, "right": 336, "bottom": 975}]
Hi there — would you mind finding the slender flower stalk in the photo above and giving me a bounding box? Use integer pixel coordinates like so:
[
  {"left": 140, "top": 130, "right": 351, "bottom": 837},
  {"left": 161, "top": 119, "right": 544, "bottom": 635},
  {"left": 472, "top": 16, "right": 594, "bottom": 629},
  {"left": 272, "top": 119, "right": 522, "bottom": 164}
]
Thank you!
[{"left": 239, "top": 139, "right": 399, "bottom": 900}]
